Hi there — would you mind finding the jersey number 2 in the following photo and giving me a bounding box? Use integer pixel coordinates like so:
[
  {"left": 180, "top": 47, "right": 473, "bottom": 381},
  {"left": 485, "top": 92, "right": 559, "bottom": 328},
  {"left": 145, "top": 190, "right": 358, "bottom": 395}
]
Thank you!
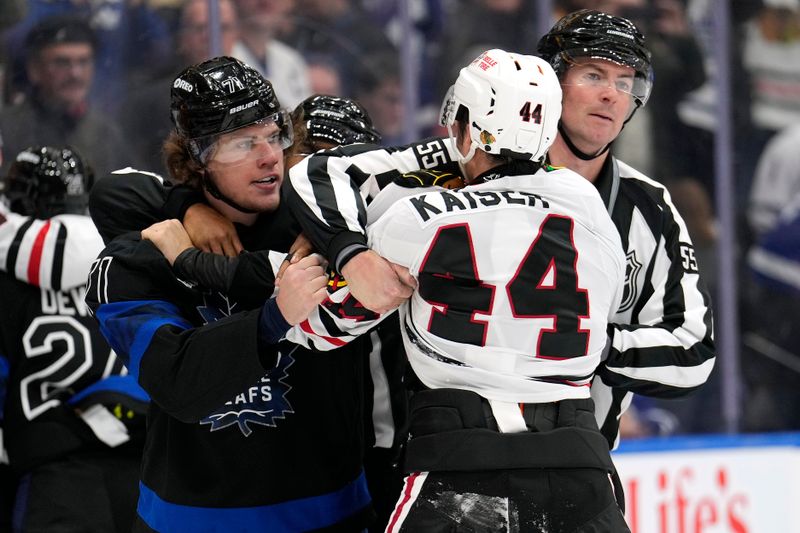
[
  {"left": 20, "top": 316, "right": 94, "bottom": 420},
  {"left": 418, "top": 215, "right": 589, "bottom": 358}
]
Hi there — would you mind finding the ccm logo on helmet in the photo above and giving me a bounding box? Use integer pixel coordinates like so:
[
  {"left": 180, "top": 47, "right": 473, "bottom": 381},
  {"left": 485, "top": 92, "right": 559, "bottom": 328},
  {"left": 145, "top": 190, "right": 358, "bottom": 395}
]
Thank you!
[
  {"left": 173, "top": 78, "right": 194, "bottom": 92},
  {"left": 229, "top": 99, "right": 259, "bottom": 115}
]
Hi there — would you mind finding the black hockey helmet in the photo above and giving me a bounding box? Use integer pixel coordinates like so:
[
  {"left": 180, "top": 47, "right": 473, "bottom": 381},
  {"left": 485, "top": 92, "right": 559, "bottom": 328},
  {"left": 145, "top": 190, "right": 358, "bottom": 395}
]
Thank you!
[
  {"left": 4, "top": 145, "right": 94, "bottom": 218},
  {"left": 300, "top": 95, "right": 381, "bottom": 147},
  {"left": 170, "top": 56, "right": 292, "bottom": 162},
  {"left": 537, "top": 9, "right": 653, "bottom": 108}
]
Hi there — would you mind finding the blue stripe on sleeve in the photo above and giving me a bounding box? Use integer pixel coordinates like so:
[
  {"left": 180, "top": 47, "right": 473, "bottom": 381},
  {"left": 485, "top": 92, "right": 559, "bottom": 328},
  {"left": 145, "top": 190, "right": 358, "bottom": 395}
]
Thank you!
[
  {"left": 67, "top": 374, "right": 150, "bottom": 405},
  {"left": 0, "top": 355, "right": 8, "bottom": 419},
  {"left": 138, "top": 471, "right": 371, "bottom": 533},
  {"left": 94, "top": 300, "right": 192, "bottom": 380}
]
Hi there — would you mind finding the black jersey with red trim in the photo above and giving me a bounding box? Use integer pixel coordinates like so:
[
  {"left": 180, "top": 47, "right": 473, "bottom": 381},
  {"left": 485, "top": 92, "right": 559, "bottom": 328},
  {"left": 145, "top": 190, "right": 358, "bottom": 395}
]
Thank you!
[
  {"left": 85, "top": 231, "right": 372, "bottom": 533},
  {"left": 0, "top": 214, "right": 147, "bottom": 472}
]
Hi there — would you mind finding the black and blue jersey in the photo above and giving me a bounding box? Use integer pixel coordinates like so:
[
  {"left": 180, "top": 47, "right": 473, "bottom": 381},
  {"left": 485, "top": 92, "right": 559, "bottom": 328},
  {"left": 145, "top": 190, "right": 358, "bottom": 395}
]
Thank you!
[{"left": 85, "top": 215, "right": 372, "bottom": 532}]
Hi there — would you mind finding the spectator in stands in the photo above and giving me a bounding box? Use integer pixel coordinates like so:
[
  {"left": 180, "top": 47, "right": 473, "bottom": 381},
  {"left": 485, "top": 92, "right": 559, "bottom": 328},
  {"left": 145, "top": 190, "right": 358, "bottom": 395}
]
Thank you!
[
  {"left": 306, "top": 56, "right": 343, "bottom": 96},
  {"left": 231, "top": 0, "right": 311, "bottom": 109},
  {"left": 122, "top": 0, "right": 240, "bottom": 172},
  {"left": 1, "top": 0, "right": 171, "bottom": 114},
  {"left": 743, "top": 0, "right": 800, "bottom": 138},
  {"left": 361, "top": 0, "right": 446, "bottom": 114},
  {"left": 748, "top": 124, "right": 800, "bottom": 237},
  {"left": 434, "top": 0, "right": 539, "bottom": 99},
  {"left": 286, "top": 0, "right": 396, "bottom": 96},
  {"left": 0, "top": 16, "right": 130, "bottom": 178},
  {"left": 673, "top": 0, "right": 763, "bottom": 199},
  {"left": 355, "top": 54, "right": 405, "bottom": 146},
  {"left": 742, "top": 123, "right": 800, "bottom": 432}
]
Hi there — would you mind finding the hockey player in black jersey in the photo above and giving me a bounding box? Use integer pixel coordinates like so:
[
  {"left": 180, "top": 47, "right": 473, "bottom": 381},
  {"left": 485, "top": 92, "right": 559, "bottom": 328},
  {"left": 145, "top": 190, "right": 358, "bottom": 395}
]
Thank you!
[
  {"left": 0, "top": 146, "right": 147, "bottom": 533},
  {"left": 136, "top": 94, "right": 414, "bottom": 533},
  {"left": 84, "top": 57, "right": 373, "bottom": 532},
  {"left": 89, "top": 92, "right": 410, "bottom": 533}
]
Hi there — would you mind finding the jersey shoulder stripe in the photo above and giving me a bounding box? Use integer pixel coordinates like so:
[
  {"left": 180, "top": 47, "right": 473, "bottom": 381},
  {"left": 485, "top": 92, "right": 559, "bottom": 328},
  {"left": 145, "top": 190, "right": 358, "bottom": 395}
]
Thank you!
[{"left": 0, "top": 214, "right": 102, "bottom": 291}]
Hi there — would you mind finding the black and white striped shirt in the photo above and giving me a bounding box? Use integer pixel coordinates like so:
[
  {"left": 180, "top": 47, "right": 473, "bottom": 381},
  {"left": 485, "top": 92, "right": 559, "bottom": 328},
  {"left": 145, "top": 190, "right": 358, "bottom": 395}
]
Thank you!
[{"left": 285, "top": 139, "right": 716, "bottom": 449}]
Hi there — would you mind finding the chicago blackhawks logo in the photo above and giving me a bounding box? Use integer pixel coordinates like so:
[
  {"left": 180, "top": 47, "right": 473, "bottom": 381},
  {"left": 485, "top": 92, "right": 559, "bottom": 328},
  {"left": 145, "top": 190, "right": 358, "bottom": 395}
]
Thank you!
[{"left": 200, "top": 351, "right": 295, "bottom": 436}]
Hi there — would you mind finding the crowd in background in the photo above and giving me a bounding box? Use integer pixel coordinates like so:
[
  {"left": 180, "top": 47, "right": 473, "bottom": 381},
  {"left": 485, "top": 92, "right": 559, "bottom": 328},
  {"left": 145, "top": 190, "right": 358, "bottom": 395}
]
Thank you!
[{"left": 0, "top": 0, "right": 798, "bottom": 439}]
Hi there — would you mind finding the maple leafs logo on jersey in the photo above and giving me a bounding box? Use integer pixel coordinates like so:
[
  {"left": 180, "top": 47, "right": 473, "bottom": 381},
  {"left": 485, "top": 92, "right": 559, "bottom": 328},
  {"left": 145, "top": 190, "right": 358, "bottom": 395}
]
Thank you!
[
  {"left": 199, "top": 351, "right": 295, "bottom": 436},
  {"left": 618, "top": 250, "right": 642, "bottom": 313},
  {"left": 196, "top": 291, "right": 239, "bottom": 324}
]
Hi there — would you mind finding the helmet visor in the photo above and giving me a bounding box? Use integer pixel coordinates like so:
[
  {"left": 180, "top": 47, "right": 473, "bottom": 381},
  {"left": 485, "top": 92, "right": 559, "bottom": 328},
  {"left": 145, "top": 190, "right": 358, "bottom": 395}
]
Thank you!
[
  {"left": 193, "top": 111, "right": 293, "bottom": 165},
  {"left": 559, "top": 52, "right": 653, "bottom": 107},
  {"left": 439, "top": 85, "right": 477, "bottom": 164}
]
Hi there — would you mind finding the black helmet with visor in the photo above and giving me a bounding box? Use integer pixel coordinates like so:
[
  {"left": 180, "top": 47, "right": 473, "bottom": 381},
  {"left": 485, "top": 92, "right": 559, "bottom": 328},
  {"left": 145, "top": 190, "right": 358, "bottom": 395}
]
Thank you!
[
  {"left": 537, "top": 9, "right": 653, "bottom": 109},
  {"left": 170, "top": 56, "right": 293, "bottom": 165}
]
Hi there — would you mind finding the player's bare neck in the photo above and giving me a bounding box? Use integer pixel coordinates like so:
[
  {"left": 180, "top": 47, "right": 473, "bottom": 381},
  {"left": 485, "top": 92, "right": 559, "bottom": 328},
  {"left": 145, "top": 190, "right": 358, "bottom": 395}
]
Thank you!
[{"left": 466, "top": 151, "right": 499, "bottom": 183}]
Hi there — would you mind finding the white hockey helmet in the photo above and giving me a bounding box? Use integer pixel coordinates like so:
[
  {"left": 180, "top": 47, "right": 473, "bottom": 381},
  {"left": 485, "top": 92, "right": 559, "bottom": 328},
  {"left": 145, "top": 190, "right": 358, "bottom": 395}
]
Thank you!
[{"left": 440, "top": 49, "right": 562, "bottom": 165}]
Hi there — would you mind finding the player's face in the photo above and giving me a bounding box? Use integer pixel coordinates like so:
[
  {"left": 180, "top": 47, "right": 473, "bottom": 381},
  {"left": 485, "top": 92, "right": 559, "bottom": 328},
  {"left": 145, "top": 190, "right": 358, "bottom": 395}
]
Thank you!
[
  {"left": 559, "top": 58, "right": 635, "bottom": 155},
  {"left": 206, "top": 122, "right": 285, "bottom": 214}
]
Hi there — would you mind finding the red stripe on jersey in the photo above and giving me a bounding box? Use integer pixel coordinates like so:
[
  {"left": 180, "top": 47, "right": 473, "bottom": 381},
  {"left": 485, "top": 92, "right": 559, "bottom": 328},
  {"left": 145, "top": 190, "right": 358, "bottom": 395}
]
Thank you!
[
  {"left": 299, "top": 319, "right": 346, "bottom": 347},
  {"left": 386, "top": 471, "right": 422, "bottom": 533},
  {"left": 28, "top": 220, "right": 52, "bottom": 286}
]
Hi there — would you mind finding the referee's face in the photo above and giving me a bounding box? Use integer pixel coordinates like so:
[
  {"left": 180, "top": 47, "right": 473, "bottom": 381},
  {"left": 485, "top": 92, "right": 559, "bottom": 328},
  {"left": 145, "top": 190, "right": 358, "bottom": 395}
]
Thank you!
[{"left": 558, "top": 58, "right": 634, "bottom": 155}]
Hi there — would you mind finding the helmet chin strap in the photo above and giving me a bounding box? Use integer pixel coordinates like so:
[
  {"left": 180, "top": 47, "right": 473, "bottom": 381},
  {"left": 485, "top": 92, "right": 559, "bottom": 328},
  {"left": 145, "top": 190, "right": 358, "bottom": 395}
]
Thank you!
[
  {"left": 458, "top": 143, "right": 479, "bottom": 182},
  {"left": 448, "top": 122, "right": 478, "bottom": 182},
  {"left": 202, "top": 171, "right": 260, "bottom": 215},
  {"left": 557, "top": 121, "right": 610, "bottom": 161}
]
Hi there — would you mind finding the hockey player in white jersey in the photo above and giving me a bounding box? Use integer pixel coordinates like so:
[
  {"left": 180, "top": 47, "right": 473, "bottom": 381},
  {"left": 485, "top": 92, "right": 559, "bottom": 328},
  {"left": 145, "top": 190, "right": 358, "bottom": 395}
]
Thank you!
[{"left": 286, "top": 49, "right": 631, "bottom": 531}]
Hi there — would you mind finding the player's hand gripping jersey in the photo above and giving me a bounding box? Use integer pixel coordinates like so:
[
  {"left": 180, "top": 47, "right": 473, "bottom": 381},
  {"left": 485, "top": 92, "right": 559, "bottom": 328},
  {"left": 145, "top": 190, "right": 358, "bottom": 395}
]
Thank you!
[
  {"left": 289, "top": 164, "right": 626, "bottom": 403},
  {"left": 287, "top": 140, "right": 716, "bottom": 448}
]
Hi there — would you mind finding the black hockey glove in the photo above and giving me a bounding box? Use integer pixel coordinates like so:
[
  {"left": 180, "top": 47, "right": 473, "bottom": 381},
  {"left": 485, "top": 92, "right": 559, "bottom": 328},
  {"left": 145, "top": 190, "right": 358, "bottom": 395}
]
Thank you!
[{"left": 394, "top": 169, "right": 464, "bottom": 190}]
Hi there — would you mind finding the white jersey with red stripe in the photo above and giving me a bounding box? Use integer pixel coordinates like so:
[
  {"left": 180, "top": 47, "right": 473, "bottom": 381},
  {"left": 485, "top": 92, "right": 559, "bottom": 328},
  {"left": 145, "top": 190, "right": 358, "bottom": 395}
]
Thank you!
[
  {"left": 0, "top": 212, "right": 103, "bottom": 291},
  {"left": 288, "top": 165, "right": 625, "bottom": 403}
]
